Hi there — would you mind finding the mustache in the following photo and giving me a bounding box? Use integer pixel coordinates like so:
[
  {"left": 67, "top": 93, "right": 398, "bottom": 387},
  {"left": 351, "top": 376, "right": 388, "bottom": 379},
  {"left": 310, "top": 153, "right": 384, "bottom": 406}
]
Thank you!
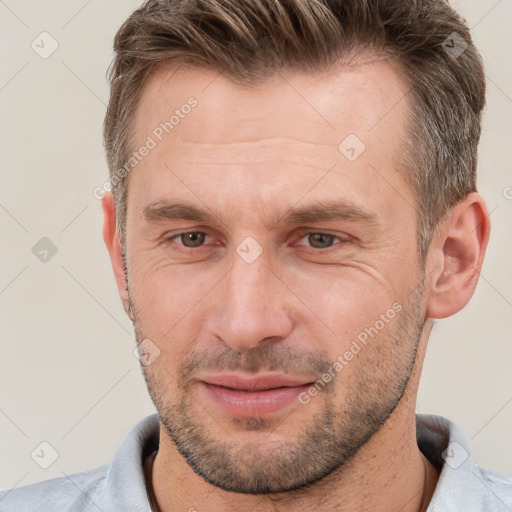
[{"left": 178, "top": 344, "right": 333, "bottom": 386}]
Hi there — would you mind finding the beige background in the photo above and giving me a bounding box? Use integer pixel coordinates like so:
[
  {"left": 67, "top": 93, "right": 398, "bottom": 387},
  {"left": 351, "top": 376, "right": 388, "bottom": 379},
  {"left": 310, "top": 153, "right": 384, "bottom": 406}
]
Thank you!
[{"left": 0, "top": 0, "right": 511, "bottom": 492}]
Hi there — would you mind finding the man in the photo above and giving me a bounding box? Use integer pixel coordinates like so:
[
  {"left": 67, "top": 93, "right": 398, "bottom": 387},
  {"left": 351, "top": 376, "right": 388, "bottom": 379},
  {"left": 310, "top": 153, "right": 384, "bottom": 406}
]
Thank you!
[{"left": 1, "top": 0, "right": 511, "bottom": 510}]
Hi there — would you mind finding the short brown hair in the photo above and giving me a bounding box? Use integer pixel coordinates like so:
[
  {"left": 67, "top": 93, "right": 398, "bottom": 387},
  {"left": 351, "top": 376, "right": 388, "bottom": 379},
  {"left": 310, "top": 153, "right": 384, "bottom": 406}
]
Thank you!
[{"left": 103, "top": 0, "right": 485, "bottom": 258}]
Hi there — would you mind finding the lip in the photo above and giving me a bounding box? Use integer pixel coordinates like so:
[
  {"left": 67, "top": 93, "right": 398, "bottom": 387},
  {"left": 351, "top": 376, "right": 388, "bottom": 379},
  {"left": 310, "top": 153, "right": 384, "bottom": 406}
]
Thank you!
[
  {"left": 199, "top": 373, "right": 314, "bottom": 417},
  {"left": 203, "top": 373, "right": 312, "bottom": 391}
]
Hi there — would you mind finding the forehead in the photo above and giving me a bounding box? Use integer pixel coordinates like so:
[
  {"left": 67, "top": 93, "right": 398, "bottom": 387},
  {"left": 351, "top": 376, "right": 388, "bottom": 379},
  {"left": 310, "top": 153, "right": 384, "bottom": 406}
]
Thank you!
[
  {"left": 133, "top": 56, "right": 410, "bottom": 149},
  {"left": 127, "top": 56, "right": 414, "bottom": 226}
]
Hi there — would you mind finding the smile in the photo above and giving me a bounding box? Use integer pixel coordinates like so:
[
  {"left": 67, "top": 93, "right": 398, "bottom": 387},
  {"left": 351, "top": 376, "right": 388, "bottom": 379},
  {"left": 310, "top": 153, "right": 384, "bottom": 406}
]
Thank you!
[{"left": 200, "top": 374, "right": 314, "bottom": 416}]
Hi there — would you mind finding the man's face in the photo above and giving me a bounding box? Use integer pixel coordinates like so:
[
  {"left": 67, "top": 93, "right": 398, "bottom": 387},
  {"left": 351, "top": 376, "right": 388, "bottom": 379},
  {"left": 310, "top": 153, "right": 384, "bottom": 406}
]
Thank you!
[{"left": 124, "top": 58, "right": 428, "bottom": 493}]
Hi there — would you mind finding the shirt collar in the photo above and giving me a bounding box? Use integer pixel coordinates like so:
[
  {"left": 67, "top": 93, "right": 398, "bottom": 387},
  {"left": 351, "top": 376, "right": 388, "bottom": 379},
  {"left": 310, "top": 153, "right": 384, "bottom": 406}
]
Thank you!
[
  {"left": 417, "top": 413, "right": 509, "bottom": 511},
  {"left": 104, "top": 412, "right": 497, "bottom": 511},
  {"left": 106, "top": 413, "right": 159, "bottom": 511}
]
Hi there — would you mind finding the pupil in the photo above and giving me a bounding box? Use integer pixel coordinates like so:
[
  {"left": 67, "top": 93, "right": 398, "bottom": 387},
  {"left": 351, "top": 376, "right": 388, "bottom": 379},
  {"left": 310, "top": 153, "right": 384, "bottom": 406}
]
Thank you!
[
  {"left": 183, "top": 232, "right": 205, "bottom": 247},
  {"left": 309, "top": 233, "right": 333, "bottom": 248}
]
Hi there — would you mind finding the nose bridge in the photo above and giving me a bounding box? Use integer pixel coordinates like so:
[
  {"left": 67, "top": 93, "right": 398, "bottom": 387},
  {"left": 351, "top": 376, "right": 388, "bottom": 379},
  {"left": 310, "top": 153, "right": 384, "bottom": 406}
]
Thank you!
[
  {"left": 229, "top": 252, "right": 269, "bottom": 312},
  {"left": 210, "top": 246, "right": 293, "bottom": 350}
]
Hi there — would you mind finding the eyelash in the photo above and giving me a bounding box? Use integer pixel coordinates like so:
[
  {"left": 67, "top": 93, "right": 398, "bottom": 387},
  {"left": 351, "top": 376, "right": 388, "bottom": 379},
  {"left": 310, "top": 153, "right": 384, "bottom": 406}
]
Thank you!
[{"left": 165, "top": 231, "right": 349, "bottom": 252}]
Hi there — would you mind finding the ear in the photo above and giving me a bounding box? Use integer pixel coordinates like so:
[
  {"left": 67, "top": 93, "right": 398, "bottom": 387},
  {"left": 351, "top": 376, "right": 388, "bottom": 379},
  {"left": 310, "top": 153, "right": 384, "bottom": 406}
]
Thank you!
[
  {"left": 425, "top": 192, "right": 490, "bottom": 319},
  {"left": 102, "top": 192, "right": 133, "bottom": 320}
]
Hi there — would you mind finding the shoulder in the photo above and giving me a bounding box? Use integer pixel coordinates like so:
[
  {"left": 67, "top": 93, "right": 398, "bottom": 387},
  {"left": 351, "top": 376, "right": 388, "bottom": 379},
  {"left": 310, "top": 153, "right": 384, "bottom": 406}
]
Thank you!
[
  {"left": 0, "top": 414, "right": 159, "bottom": 512},
  {"left": 472, "top": 465, "right": 512, "bottom": 510},
  {"left": 0, "top": 464, "right": 109, "bottom": 512},
  {"left": 416, "top": 413, "right": 512, "bottom": 512}
]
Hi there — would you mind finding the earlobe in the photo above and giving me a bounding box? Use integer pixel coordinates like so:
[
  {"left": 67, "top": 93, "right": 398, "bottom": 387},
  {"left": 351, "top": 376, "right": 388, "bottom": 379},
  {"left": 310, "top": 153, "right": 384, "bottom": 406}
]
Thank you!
[
  {"left": 102, "top": 192, "right": 132, "bottom": 320},
  {"left": 426, "top": 193, "right": 490, "bottom": 319}
]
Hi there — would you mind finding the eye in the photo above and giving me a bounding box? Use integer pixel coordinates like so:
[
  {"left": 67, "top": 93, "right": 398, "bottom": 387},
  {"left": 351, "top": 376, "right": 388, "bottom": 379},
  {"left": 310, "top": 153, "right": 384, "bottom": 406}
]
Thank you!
[
  {"left": 298, "top": 232, "right": 345, "bottom": 249},
  {"left": 171, "top": 231, "right": 211, "bottom": 248}
]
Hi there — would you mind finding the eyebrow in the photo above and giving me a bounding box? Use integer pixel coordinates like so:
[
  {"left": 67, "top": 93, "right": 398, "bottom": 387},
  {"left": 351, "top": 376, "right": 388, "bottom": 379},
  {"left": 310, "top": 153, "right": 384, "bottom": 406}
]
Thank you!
[
  {"left": 280, "top": 201, "right": 379, "bottom": 226},
  {"left": 142, "top": 201, "right": 215, "bottom": 224},
  {"left": 142, "top": 199, "right": 379, "bottom": 227}
]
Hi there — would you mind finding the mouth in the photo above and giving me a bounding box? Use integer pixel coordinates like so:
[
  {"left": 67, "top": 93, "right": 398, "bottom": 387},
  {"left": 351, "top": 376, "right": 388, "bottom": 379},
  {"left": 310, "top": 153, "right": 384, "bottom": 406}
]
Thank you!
[{"left": 199, "top": 373, "right": 315, "bottom": 417}]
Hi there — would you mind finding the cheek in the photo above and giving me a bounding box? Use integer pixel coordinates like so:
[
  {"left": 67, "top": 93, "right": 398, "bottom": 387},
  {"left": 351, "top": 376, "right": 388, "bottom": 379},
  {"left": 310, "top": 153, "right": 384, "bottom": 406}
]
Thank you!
[
  {"left": 130, "top": 251, "right": 208, "bottom": 306},
  {"left": 129, "top": 255, "right": 219, "bottom": 350},
  {"left": 280, "top": 263, "right": 404, "bottom": 347}
]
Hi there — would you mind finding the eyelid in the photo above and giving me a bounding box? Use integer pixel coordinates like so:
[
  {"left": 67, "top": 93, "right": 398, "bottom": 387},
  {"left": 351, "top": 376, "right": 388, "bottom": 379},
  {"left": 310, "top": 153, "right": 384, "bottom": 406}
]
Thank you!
[
  {"left": 168, "top": 230, "right": 214, "bottom": 246},
  {"left": 163, "top": 229, "right": 351, "bottom": 251},
  {"left": 295, "top": 231, "right": 349, "bottom": 247}
]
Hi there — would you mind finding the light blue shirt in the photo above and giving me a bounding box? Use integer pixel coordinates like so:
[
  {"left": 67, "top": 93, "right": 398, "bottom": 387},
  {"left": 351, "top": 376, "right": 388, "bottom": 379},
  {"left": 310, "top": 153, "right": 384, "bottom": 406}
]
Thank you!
[{"left": 1, "top": 413, "right": 511, "bottom": 511}]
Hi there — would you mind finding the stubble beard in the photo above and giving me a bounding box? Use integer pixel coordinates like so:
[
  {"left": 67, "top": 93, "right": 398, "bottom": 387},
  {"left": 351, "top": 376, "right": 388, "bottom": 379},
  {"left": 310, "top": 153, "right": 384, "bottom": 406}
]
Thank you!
[{"left": 130, "top": 280, "right": 426, "bottom": 494}]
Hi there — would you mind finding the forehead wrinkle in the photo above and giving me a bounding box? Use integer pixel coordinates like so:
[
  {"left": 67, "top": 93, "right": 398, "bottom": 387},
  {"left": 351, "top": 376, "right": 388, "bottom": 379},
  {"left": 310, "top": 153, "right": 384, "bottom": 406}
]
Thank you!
[
  {"left": 169, "top": 138, "right": 343, "bottom": 167},
  {"left": 184, "top": 160, "right": 334, "bottom": 174}
]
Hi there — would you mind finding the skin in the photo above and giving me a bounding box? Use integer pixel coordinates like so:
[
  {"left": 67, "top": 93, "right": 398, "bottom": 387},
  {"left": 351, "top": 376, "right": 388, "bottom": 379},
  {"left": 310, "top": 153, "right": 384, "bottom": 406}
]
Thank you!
[{"left": 103, "top": 56, "right": 490, "bottom": 511}]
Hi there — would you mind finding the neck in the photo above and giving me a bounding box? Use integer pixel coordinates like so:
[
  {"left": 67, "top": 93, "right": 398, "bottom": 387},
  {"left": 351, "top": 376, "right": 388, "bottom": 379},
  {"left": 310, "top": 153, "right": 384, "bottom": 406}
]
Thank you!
[{"left": 151, "top": 403, "right": 439, "bottom": 512}]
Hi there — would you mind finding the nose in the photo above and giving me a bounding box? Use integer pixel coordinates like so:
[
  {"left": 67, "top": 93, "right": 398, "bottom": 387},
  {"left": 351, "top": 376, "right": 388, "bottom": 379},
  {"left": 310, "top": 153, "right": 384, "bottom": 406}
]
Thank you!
[{"left": 206, "top": 247, "right": 294, "bottom": 351}]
